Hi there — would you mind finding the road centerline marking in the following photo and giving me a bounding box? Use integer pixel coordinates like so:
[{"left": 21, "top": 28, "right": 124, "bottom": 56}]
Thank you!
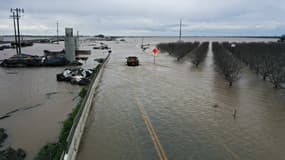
[{"left": 135, "top": 96, "right": 168, "bottom": 160}]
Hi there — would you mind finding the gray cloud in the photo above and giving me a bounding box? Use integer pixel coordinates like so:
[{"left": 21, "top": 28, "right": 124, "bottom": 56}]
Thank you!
[{"left": 0, "top": 0, "right": 285, "bottom": 36}]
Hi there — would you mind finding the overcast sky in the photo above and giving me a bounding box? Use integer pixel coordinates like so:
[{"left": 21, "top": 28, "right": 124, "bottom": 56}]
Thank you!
[{"left": 0, "top": 0, "right": 285, "bottom": 36}]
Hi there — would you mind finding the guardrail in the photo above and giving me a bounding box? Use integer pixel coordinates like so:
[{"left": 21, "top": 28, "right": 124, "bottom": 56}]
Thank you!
[{"left": 61, "top": 53, "right": 111, "bottom": 160}]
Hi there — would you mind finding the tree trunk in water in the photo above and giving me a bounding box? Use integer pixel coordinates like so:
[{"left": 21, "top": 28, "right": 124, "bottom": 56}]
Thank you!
[{"left": 229, "top": 82, "right": 233, "bottom": 87}]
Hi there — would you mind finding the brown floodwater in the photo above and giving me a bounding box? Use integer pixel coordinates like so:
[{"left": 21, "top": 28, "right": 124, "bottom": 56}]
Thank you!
[
  {"left": 0, "top": 40, "right": 105, "bottom": 159},
  {"left": 77, "top": 37, "right": 285, "bottom": 160}
]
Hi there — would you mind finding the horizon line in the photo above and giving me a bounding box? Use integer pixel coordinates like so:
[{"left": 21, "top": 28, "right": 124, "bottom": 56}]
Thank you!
[{"left": 0, "top": 35, "right": 281, "bottom": 38}]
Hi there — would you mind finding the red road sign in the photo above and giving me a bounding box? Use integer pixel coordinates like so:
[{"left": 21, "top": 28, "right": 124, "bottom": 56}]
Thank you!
[{"left": 152, "top": 47, "right": 159, "bottom": 54}]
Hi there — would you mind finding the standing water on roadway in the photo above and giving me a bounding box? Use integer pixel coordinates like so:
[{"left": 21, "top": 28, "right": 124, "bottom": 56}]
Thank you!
[{"left": 77, "top": 37, "right": 285, "bottom": 160}]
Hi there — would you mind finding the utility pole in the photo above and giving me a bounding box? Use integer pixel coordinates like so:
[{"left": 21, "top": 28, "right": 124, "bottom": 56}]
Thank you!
[
  {"left": 179, "top": 19, "right": 182, "bottom": 41},
  {"left": 16, "top": 8, "right": 23, "bottom": 55},
  {"left": 10, "top": 10, "right": 18, "bottom": 55},
  {"left": 56, "top": 21, "right": 59, "bottom": 44},
  {"left": 141, "top": 36, "right": 144, "bottom": 49},
  {"left": 10, "top": 8, "right": 24, "bottom": 55}
]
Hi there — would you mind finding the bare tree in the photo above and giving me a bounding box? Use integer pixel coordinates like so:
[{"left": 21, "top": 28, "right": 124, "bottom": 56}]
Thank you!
[
  {"left": 188, "top": 42, "right": 209, "bottom": 67},
  {"left": 212, "top": 42, "right": 242, "bottom": 87},
  {"left": 269, "top": 56, "right": 285, "bottom": 88},
  {"left": 157, "top": 42, "right": 199, "bottom": 61},
  {"left": 223, "top": 42, "right": 285, "bottom": 88}
]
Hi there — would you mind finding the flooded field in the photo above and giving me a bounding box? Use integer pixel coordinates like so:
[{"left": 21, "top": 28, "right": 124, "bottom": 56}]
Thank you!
[
  {"left": 0, "top": 40, "right": 104, "bottom": 159},
  {"left": 77, "top": 37, "right": 285, "bottom": 160}
]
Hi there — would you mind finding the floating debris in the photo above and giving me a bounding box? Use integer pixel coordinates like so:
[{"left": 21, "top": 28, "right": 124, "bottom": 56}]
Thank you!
[
  {"left": 93, "top": 43, "right": 110, "bottom": 50},
  {"left": 213, "top": 104, "right": 219, "bottom": 108}
]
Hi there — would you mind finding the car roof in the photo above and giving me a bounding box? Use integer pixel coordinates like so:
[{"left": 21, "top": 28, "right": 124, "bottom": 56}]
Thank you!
[{"left": 127, "top": 56, "right": 138, "bottom": 58}]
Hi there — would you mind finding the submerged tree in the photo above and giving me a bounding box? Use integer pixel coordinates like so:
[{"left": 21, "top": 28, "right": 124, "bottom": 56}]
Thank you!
[
  {"left": 157, "top": 42, "right": 199, "bottom": 61},
  {"left": 269, "top": 57, "right": 285, "bottom": 88},
  {"left": 223, "top": 42, "right": 285, "bottom": 88},
  {"left": 188, "top": 42, "right": 209, "bottom": 67},
  {"left": 212, "top": 42, "right": 242, "bottom": 87}
]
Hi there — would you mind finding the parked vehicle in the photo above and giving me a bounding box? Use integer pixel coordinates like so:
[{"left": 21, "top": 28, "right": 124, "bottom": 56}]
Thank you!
[{"left": 126, "top": 56, "right": 139, "bottom": 66}]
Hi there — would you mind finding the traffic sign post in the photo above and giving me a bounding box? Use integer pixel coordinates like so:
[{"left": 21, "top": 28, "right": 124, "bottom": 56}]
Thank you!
[{"left": 152, "top": 48, "right": 159, "bottom": 64}]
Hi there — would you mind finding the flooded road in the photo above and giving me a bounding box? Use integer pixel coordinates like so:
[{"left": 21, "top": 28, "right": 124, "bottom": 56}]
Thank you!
[
  {"left": 0, "top": 41, "right": 104, "bottom": 159},
  {"left": 77, "top": 38, "right": 285, "bottom": 160}
]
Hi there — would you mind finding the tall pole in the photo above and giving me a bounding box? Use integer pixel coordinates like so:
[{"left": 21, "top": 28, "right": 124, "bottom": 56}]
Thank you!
[
  {"left": 56, "top": 21, "right": 59, "bottom": 44},
  {"left": 10, "top": 8, "right": 24, "bottom": 55},
  {"left": 16, "top": 9, "right": 22, "bottom": 55},
  {"left": 141, "top": 37, "right": 144, "bottom": 50},
  {"left": 11, "top": 11, "right": 18, "bottom": 55},
  {"left": 179, "top": 19, "right": 182, "bottom": 41}
]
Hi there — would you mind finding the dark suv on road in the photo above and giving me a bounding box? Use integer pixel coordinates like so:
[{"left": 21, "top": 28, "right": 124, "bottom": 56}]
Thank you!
[{"left": 126, "top": 56, "right": 139, "bottom": 66}]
